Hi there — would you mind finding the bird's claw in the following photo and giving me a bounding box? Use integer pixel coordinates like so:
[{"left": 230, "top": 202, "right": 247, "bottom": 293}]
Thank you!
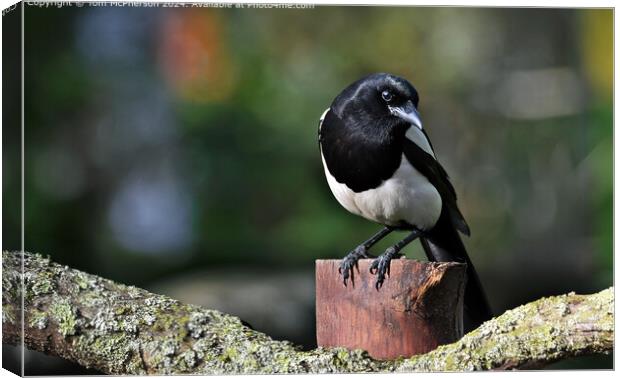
[
  {"left": 339, "top": 259, "right": 356, "bottom": 286},
  {"left": 369, "top": 247, "right": 402, "bottom": 290},
  {"left": 339, "top": 245, "right": 371, "bottom": 287}
]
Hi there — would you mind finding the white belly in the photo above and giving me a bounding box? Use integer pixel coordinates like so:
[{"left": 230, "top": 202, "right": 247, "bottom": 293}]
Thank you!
[{"left": 322, "top": 154, "right": 442, "bottom": 230}]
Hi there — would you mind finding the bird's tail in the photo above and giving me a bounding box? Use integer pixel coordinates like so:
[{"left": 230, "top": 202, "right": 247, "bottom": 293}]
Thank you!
[{"left": 420, "top": 211, "right": 493, "bottom": 332}]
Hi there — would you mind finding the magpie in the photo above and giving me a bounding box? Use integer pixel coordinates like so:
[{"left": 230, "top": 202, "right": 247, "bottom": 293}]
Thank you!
[{"left": 318, "top": 73, "right": 493, "bottom": 329}]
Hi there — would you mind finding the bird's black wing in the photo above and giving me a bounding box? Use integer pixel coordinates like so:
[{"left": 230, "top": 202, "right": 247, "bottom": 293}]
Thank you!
[
  {"left": 402, "top": 138, "right": 470, "bottom": 236},
  {"left": 404, "top": 137, "right": 492, "bottom": 329}
]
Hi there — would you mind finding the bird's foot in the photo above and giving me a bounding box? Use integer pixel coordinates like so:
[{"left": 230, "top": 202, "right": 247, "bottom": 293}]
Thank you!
[
  {"left": 339, "top": 245, "right": 374, "bottom": 287},
  {"left": 369, "top": 247, "right": 403, "bottom": 290}
]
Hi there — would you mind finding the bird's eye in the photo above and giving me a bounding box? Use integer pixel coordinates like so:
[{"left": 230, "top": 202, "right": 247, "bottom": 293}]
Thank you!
[{"left": 381, "top": 90, "right": 393, "bottom": 102}]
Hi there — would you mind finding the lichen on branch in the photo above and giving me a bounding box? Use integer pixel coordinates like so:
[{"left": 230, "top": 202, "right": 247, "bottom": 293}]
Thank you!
[{"left": 1, "top": 251, "right": 614, "bottom": 374}]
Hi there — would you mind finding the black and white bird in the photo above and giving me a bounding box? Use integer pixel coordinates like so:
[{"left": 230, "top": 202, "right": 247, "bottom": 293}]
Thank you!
[{"left": 318, "top": 73, "right": 493, "bottom": 329}]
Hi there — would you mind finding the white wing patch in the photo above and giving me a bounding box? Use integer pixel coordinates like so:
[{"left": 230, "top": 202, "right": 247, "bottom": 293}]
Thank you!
[{"left": 318, "top": 108, "right": 330, "bottom": 130}]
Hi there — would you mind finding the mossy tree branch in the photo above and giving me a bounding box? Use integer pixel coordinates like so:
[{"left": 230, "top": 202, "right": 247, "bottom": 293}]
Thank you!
[{"left": 1, "top": 251, "right": 613, "bottom": 374}]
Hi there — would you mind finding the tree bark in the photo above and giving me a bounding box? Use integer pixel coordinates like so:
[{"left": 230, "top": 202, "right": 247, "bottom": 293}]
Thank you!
[{"left": 1, "top": 251, "right": 613, "bottom": 374}]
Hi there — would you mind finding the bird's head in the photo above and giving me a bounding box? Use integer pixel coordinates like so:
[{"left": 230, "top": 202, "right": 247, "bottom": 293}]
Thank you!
[{"left": 330, "top": 73, "right": 423, "bottom": 134}]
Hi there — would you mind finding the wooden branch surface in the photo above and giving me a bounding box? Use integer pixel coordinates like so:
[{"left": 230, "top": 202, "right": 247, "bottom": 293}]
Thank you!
[
  {"left": 316, "top": 259, "right": 466, "bottom": 359},
  {"left": 1, "top": 251, "right": 613, "bottom": 374}
]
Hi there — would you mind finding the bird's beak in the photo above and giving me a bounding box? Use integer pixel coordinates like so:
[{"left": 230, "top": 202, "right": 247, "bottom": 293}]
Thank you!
[{"left": 389, "top": 101, "right": 423, "bottom": 130}]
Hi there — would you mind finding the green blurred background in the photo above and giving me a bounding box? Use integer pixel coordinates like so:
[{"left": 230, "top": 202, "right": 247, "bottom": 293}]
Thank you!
[{"left": 2, "top": 4, "right": 613, "bottom": 373}]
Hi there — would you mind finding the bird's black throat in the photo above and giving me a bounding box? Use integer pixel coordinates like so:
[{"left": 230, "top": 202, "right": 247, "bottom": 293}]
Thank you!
[{"left": 320, "top": 109, "right": 408, "bottom": 193}]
